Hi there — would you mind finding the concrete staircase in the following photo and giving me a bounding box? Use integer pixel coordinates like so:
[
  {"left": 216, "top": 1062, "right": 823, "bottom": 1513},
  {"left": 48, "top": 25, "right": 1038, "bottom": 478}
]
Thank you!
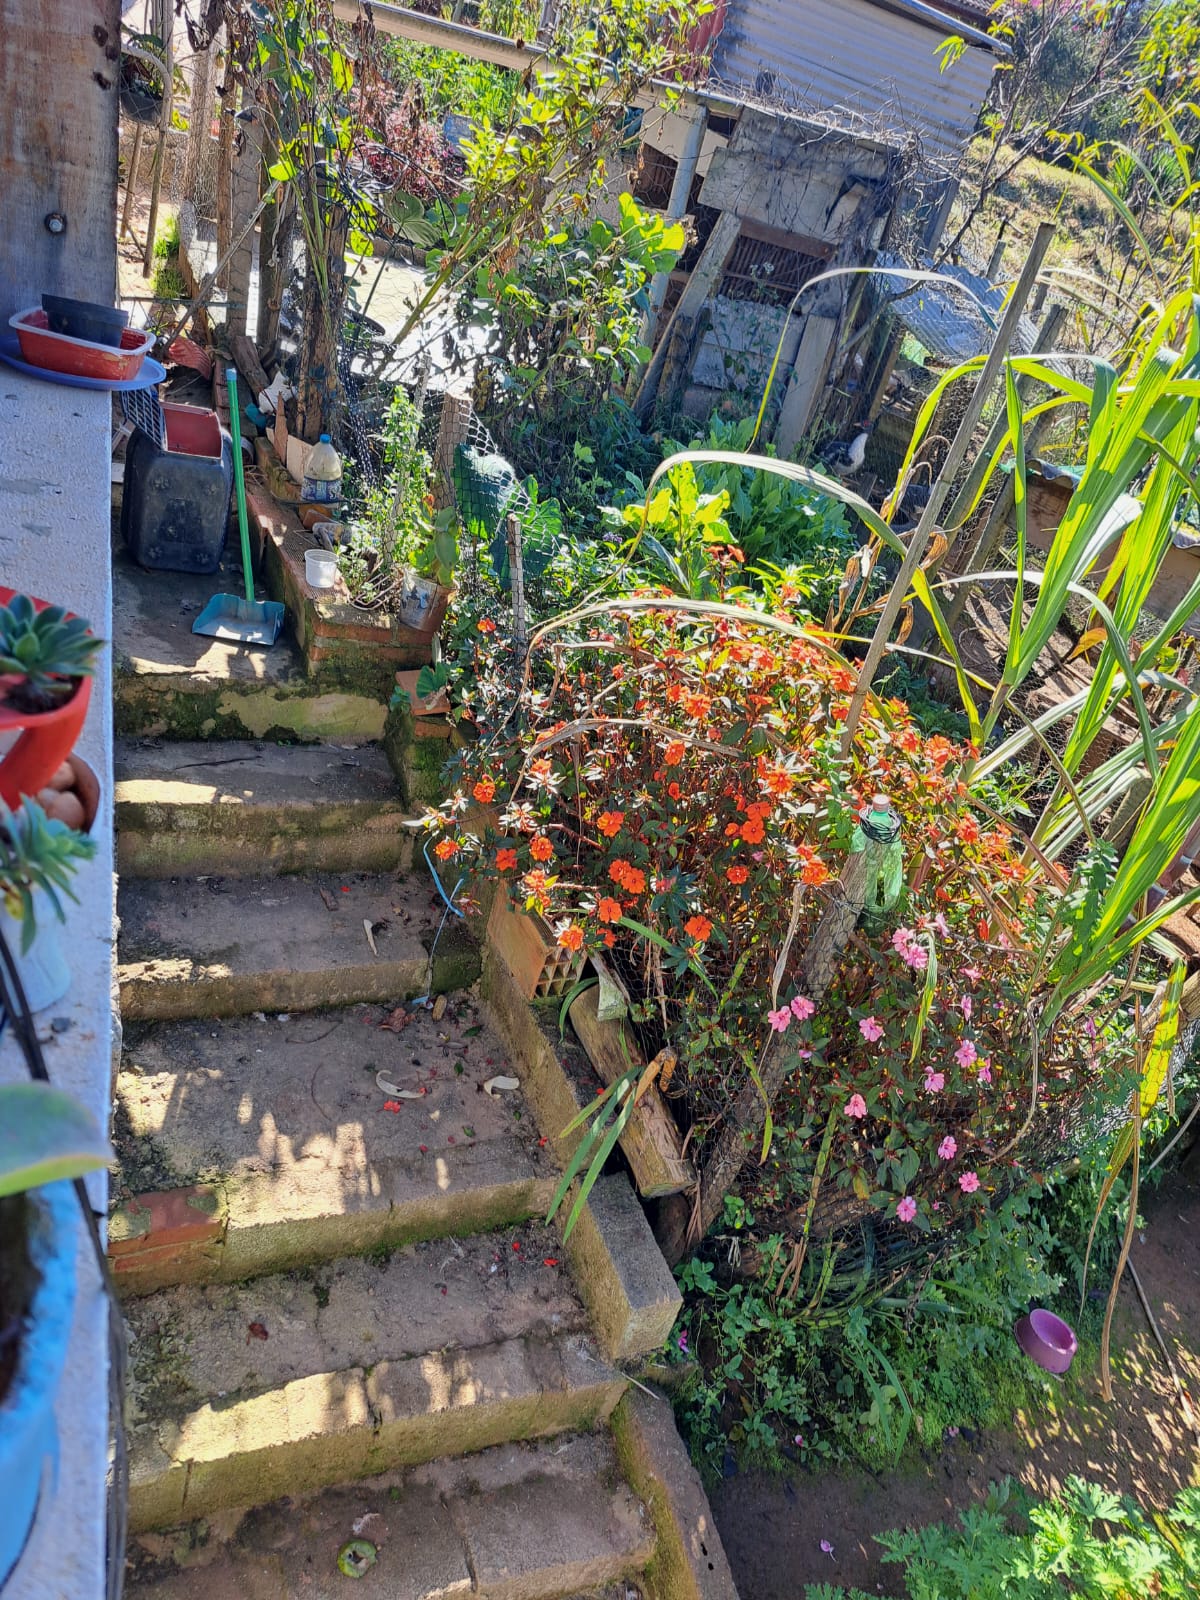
[{"left": 111, "top": 555, "right": 726, "bottom": 1600}]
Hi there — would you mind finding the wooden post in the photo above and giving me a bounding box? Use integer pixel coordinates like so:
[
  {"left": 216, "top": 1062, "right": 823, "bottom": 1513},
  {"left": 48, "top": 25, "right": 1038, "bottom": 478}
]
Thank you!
[
  {"left": 838, "top": 222, "right": 1056, "bottom": 753},
  {"left": 256, "top": 178, "right": 294, "bottom": 363},
  {"left": 215, "top": 84, "right": 236, "bottom": 292},
  {"left": 226, "top": 102, "right": 263, "bottom": 338},
  {"left": 773, "top": 314, "right": 839, "bottom": 457},
  {"left": 432, "top": 391, "right": 473, "bottom": 511},
  {"left": 141, "top": 19, "right": 174, "bottom": 278},
  {"left": 942, "top": 303, "right": 1069, "bottom": 631},
  {"left": 120, "top": 124, "right": 144, "bottom": 241},
  {"left": 633, "top": 208, "right": 741, "bottom": 419}
]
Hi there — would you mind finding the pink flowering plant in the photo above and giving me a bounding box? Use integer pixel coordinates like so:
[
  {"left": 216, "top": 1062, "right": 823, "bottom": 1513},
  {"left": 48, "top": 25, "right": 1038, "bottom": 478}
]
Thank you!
[{"left": 422, "top": 601, "right": 1107, "bottom": 1245}]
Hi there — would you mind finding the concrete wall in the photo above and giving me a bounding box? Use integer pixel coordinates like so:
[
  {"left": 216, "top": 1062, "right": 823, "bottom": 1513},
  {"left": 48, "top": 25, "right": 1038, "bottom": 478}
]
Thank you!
[{"left": 0, "top": 1, "right": 120, "bottom": 321}]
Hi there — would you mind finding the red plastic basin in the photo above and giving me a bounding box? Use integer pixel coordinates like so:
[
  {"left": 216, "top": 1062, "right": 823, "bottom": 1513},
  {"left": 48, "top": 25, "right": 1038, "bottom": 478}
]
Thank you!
[
  {"left": 163, "top": 403, "right": 223, "bottom": 458},
  {"left": 9, "top": 308, "right": 153, "bottom": 382}
]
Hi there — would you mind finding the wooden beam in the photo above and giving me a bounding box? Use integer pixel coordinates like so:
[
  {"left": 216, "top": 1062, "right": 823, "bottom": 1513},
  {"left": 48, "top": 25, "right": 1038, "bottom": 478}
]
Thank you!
[
  {"left": 634, "top": 208, "right": 741, "bottom": 418},
  {"left": 567, "top": 986, "right": 696, "bottom": 1199}
]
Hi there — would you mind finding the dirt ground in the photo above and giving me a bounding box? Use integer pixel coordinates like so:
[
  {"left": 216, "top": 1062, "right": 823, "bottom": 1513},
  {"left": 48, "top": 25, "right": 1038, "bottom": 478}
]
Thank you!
[{"left": 711, "top": 1159, "right": 1200, "bottom": 1598}]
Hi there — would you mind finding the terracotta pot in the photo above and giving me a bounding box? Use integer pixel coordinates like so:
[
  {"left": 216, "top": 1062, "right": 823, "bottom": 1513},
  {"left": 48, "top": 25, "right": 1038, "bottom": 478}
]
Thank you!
[{"left": 0, "top": 589, "right": 94, "bottom": 809}]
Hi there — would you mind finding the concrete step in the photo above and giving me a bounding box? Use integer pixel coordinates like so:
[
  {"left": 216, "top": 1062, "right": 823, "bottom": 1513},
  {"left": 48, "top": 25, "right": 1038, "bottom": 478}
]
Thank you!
[
  {"left": 117, "top": 872, "right": 479, "bottom": 1021},
  {"left": 124, "top": 1433, "right": 654, "bottom": 1599},
  {"left": 111, "top": 996, "right": 553, "bottom": 1292},
  {"left": 125, "top": 1228, "right": 628, "bottom": 1533},
  {"left": 113, "top": 543, "right": 388, "bottom": 746},
  {"left": 115, "top": 739, "right": 411, "bottom": 879}
]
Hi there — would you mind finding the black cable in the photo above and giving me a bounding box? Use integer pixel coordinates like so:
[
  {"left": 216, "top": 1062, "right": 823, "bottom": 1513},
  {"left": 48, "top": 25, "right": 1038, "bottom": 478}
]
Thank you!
[{"left": 0, "top": 925, "right": 127, "bottom": 1600}]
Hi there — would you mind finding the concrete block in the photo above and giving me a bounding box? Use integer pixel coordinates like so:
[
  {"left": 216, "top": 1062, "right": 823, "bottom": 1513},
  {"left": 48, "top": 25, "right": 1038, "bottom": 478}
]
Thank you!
[
  {"left": 612, "top": 1389, "right": 740, "bottom": 1600},
  {"left": 566, "top": 1175, "right": 682, "bottom": 1363},
  {"left": 458, "top": 1468, "right": 654, "bottom": 1600}
]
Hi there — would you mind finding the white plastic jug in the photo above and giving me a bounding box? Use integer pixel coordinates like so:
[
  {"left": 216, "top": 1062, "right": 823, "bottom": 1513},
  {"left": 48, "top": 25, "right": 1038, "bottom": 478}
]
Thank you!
[
  {"left": 301, "top": 433, "right": 342, "bottom": 504},
  {"left": 305, "top": 548, "right": 338, "bottom": 590}
]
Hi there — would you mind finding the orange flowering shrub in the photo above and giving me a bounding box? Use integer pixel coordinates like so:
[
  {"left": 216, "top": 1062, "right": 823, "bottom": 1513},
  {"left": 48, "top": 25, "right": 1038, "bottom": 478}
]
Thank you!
[{"left": 425, "top": 607, "right": 1098, "bottom": 1234}]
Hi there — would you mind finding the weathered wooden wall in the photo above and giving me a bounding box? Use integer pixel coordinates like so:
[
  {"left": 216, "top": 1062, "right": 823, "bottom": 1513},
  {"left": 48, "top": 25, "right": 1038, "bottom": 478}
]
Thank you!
[{"left": 0, "top": 1, "right": 120, "bottom": 320}]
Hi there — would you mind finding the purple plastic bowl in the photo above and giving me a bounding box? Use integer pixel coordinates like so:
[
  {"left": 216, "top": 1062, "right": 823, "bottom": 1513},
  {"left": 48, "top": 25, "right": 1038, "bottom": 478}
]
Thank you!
[{"left": 1015, "top": 1309, "right": 1078, "bottom": 1375}]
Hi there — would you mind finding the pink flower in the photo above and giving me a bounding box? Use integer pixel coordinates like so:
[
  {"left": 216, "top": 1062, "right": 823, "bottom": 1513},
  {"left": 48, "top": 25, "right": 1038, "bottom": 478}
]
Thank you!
[
  {"left": 819, "top": 1539, "right": 835, "bottom": 1558},
  {"left": 959, "top": 1170, "right": 980, "bottom": 1194},
  {"left": 960, "top": 994, "right": 973, "bottom": 1022},
  {"left": 925, "top": 912, "right": 950, "bottom": 939},
  {"left": 954, "top": 1039, "right": 978, "bottom": 1069},
  {"left": 960, "top": 964, "right": 982, "bottom": 984},
  {"left": 892, "top": 927, "right": 929, "bottom": 970},
  {"left": 896, "top": 1195, "right": 917, "bottom": 1223},
  {"left": 768, "top": 1007, "right": 792, "bottom": 1032},
  {"left": 977, "top": 1061, "right": 993, "bottom": 1084},
  {"left": 932, "top": 1200, "right": 942, "bottom": 1211},
  {"left": 790, "top": 994, "right": 815, "bottom": 1021},
  {"left": 924, "top": 1070, "right": 945, "bottom": 1093},
  {"left": 845, "top": 1093, "right": 867, "bottom": 1119},
  {"left": 859, "top": 1015, "right": 884, "bottom": 1042},
  {"left": 937, "top": 1135, "right": 957, "bottom": 1160}
]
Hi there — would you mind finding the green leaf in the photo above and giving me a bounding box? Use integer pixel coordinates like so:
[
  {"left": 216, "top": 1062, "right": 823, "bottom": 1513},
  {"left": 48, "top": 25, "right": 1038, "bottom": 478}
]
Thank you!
[{"left": 0, "top": 1083, "right": 111, "bottom": 1198}]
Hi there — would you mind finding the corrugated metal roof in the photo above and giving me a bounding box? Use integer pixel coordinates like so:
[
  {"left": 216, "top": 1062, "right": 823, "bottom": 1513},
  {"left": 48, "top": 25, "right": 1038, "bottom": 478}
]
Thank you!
[
  {"left": 874, "top": 252, "right": 1040, "bottom": 362},
  {"left": 711, "top": 0, "right": 998, "bottom": 164}
]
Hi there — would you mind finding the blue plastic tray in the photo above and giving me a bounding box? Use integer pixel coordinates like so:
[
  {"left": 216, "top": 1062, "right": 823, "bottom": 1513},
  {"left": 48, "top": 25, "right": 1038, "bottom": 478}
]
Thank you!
[{"left": 0, "top": 334, "right": 166, "bottom": 392}]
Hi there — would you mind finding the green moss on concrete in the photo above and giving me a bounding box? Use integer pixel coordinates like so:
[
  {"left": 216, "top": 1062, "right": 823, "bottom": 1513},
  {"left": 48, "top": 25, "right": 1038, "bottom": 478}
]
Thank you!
[
  {"left": 429, "top": 917, "right": 482, "bottom": 994},
  {"left": 115, "top": 673, "right": 387, "bottom": 745}
]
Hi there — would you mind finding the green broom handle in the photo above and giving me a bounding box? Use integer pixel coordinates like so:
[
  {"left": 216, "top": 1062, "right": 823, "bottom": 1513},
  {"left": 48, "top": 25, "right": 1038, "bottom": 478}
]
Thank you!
[{"left": 225, "top": 366, "right": 254, "bottom": 606}]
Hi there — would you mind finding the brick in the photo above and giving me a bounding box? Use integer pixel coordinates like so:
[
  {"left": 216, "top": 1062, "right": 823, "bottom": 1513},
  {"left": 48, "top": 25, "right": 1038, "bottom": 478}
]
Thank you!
[{"left": 109, "top": 1185, "right": 225, "bottom": 1257}]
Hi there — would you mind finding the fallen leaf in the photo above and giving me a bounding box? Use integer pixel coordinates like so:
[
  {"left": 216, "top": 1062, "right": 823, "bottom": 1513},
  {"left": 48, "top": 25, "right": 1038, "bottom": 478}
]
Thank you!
[
  {"left": 483, "top": 1074, "right": 520, "bottom": 1097},
  {"left": 247, "top": 1321, "right": 269, "bottom": 1342},
  {"left": 363, "top": 919, "right": 378, "bottom": 956},
  {"left": 375, "top": 1070, "right": 425, "bottom": 1098},
  {"left": 462, "top": 1025, "right": 483, "bottom": 1038},
  {"left": 318, "top": 886, "right": 336, "bottom": 912},
  {"left": 378, "top": 1006, "right": 411, "bottom": 1034},
  {"left": 462, "top": 1125, "right": 476, "bottom": 1139}
]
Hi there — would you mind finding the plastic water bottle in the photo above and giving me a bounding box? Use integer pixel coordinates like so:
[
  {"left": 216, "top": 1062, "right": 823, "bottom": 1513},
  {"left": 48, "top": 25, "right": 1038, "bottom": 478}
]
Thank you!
[{"left": 302, "top": 434, "right": 342, "bottom": 504}]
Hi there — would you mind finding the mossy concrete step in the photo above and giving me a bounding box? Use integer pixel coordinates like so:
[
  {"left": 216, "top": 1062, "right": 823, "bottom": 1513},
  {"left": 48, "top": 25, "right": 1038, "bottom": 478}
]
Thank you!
[
  {"left": 115, "top": 739, "right": 412, "bottom": 879},
  {"left": 111, "top": 997, "right": 552, "bottom": 1292},
  {"left": 113, "top": 546, "right": 388, "bottom": 746},
  {"left": 118, "top": 872, "right": 480, "bottom": 1022},
  {"left": 124, "top": 1434, "right": 654, "bottom": 1599},
  {"left": 125, "top": 1227, "right": 627, "bottom": 1531}
]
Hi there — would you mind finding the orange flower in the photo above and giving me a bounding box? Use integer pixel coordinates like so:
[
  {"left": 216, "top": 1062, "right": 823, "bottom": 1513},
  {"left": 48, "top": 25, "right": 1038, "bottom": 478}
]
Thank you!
[
  {"left": 664, "top": 739, "right": 686, "bottom": 766},
  {"left": 472, "top": 778, "right": 496, "bottom": 804},
  {"left": 597, "top": 896, "right": 623, "bottom": 924},
  {"left": 741, "top": 817, "right": 766, "bottom": 844},
  {"left": 530, "top": 834, "right": 555, "bottom": 862},
  {"left": 529, "top": 758, "right": 553, "bottom": 784},
  {"left": 603, "top": 930, "right": 616, "bottom": 948},
  {"left": 681, "top": 692, "right": 711, "bottom": 720},
  {"left": 684, "top": 914, "right": 713, "bottom": 944},
  {"left": 477, "top": 618, "right": 497, "bottom": 634},
  {"left": 745, "top": 800, "right": 772, "bottom": 821},
  {"left": 434, "top": 837, "right": 461, "bottom": 860},
  {"left": 621, "top": 865, "right": 646, "bottom": 894},
  {"left": 955, "top": 816, "right": 981, "bottom": 845},
  {"left": 597, "top": 810, "right": 625, "bottom": 838},
  {"left": 495, "top": 847, "right": 519, "bottom": 871},
  {"left": 668, "top": 782, "right": 682, "bottom": 800},
  {"left": 726, "top": 865, "right": 749, "bottom": 885},
  {"left": 609, "top": 857, "right": 632, "bottom": 885},
  {"left": 797, "top": 845, "right": 830, "bottom": 887},
  {"left": 558, "top": 924, "right": 584, "bottom": 953}
]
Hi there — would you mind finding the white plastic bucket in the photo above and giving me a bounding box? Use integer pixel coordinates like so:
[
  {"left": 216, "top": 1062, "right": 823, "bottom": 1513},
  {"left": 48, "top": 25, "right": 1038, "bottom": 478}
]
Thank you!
[{"left": 305, "top": 548, "right": 338, "bottom": 590}]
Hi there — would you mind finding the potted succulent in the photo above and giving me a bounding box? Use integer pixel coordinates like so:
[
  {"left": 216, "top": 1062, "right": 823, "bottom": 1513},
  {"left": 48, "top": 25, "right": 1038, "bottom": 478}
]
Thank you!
[
  {"left": 0, "top": 799, "right": 98, "bottom": 1011},
  {"left": 0, "top": 590, "right": 103, "bottom": 810},
  {"left": 0, "top": 1082, "right": 111, "bottom": 1586}
]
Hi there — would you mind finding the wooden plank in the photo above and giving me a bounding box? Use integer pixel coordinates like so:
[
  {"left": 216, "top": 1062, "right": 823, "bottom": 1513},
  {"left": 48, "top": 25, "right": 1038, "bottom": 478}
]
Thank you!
[
  {"left": 230, "top": 332, "right": 272, "bottom": 403},
  {"left": 568, "top": 986, "right": 696, "bottom": 1200},
  {"left": 0, "top": 1, "right": 119, "bottom": 320},
  {"left": 634, "top": 209, "right": 740, "bottom": 417}
]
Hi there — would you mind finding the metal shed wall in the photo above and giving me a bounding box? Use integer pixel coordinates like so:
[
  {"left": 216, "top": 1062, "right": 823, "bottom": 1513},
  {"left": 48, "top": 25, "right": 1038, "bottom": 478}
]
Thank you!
[{"left": 711, "top": 0, "right": 998, "bottom": 166}]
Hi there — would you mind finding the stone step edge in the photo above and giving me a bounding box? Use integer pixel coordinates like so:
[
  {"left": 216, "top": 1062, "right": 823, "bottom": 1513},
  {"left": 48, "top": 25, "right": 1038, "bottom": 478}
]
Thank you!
[
  {"left": 129, "top": 1332, "right": 627, "bottom": 1533},
  {"left": 109, "top": 1142, "right": 557, "bottom": 1297},
  {"left": 116, "top": 917, "right": 480, "bottom": 1023}
]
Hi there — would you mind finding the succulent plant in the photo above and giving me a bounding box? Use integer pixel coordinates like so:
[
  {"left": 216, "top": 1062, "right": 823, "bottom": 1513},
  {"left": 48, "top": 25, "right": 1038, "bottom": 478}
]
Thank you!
[
  {"left": 0, "top": 594, "right": 102, "bottom": 713},
  {"left": 0, "top": 799, "right": 97, "bottom": 952}
]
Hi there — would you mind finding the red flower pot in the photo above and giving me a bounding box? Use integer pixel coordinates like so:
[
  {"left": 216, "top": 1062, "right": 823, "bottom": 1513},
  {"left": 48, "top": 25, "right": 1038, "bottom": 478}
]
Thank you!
[{"left": 0, "top": 588, "right": 93, "bottom": 809}]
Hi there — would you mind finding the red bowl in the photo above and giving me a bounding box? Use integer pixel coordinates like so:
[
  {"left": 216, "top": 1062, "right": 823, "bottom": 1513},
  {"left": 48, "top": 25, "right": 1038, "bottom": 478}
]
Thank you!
[
  {"left": 8, "top": 308, "right": 153, "bottom": 382},
  {"left": 1015, "top": 1309, "right": 1078, "bottom": 1375}
]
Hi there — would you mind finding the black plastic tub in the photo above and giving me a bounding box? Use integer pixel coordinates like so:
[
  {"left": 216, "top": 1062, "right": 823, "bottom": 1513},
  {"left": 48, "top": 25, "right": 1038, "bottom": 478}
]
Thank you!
[
  {"left": 121, "top": 404, "right": 233, "bottom": 574},
  {"left": 41, "top": 294, "right": 129, "bottom": 349}
]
